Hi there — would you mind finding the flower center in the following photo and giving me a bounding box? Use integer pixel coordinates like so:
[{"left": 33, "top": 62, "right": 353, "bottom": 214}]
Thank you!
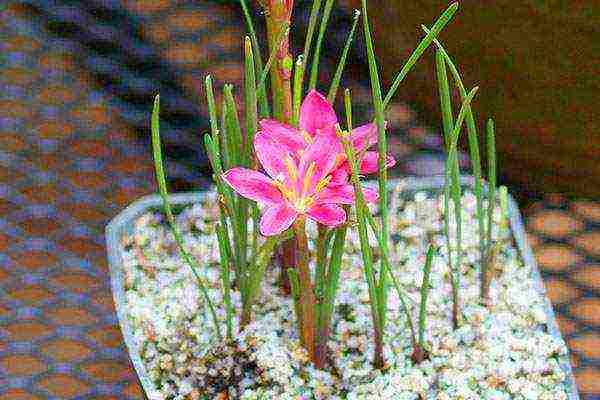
[{"left": 273, "top": 159, "right": 331, "bottom": 213}]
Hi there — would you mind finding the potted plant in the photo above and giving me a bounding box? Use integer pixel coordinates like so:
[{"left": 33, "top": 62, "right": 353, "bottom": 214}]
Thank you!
[{"left": 106, "top": 1, "right": 578, "bottom": 399}]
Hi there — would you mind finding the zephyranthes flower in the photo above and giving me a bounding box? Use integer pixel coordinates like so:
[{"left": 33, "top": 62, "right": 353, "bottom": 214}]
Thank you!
[
  {"left": 223, "top": 133, "right": 378, "bottom": 236},
  {"left": 258, "top": 90, "right": 396, "bottom": 185}
]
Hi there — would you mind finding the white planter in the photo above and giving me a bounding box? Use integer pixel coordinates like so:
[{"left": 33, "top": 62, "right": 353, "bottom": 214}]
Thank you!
[{"left": 106, "top": 177, "right": 579, "bottom": 400}]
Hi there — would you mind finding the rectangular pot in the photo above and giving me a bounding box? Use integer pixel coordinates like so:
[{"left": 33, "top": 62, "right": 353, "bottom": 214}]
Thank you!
[{"left": 105, "top": 176, "right": 580, "bottom": 399}]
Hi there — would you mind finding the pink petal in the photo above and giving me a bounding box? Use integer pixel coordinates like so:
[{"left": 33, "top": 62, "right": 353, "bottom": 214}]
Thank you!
[
  {"left": 350, "top": 123, "right": 378, "bottom": 152},
  {"left": 299, "top": 90, "right": 338, "bottom": 137},
  {"left": 359, "top": 151, "right": 396, "bottom": 174},
  {"left": 361, "top": 186, "right": 379, "bottom": 203},
  {"left": 254, "top": 132, "right": 293, "bottom": 181},
  {"left": 307, "top": 204, "right": 346, "bottom": 227},
  {"left": 260, "top": 203, "right": 298, "bottom": 236},
  {"left": 316, "top": 184, "right": 379, "bottom": 204},
  {"left": 222, "top": 168, "right": 283, "bottom": 204},
  {"left": 259, "top": 119, "right": 308, "bottom": 153},
  {"left": 329, "top": 164, "right": 349, "bottom": 186},
  {"left": 298, "top": 134, "right": 340, "bottom": 195},
  {"left": 315, "top": 184, "right": 355, "bottom": 204},
  {"left": 350, "top": 121, "right": 388, "bottom": 152}
]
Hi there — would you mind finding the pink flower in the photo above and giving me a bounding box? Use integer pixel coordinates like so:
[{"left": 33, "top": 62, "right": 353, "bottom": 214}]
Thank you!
[
  {"left": 258, "top": 90, "right": 396, "bottom": 184},
  {"left": 222, "top": 133, "right": 379, "bottom": 236}
]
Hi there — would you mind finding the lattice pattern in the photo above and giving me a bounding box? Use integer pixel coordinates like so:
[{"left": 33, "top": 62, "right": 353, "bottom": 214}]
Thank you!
[{"left": 0, "top": 1, "right": 597, "bottom": 399}]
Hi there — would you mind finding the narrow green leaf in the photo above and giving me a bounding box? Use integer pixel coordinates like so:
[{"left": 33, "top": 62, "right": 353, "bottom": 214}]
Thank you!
[
  {"left": 223, "top": 84, "right": 244, "bottom": 167},
  {"left": 216, "top": 223, "right": 233, "bottom": 340},
  {"left": 338, "top": 120, "right": 381, "bottom": 342},
  {"left": 259, "top": 24, "right": 290, "bottom": 87},
  {"left": 418, "top": 246, "right": 434, "bottom": 347},
  {"left": 344, "top": 88, "right": 353, "bottom": 131},
  {"left": 327, "top": 10, "right": 360, "bottom": 103},
  {"left": 309, "top": 0, "right": 335, "bottom": 90},
  {"left": 382, "top": 2, "right": 459, "bottom": 109},
  {"left": 499, "top": 185, "right": 509, "bottom": 228},
  {"left": 436, "top": 50, "right": 454, "bottom": 149},
  {"left": 205, "top": 76, "right": 219, "bottom": 138},
  {"left": 424, "top": 25, "right": 486, "bottom": 280},
  {"left": 317, "top": 224, "right": 348, "bottom": 345},
  {"left": 302, "top": 0, "right": 323, "bottom": 73},
  {"left": 486, "top": 118, "right": 496, "bottom": 251},
  {"left": 287, "top": 267, "right": 303, "bottom": 341},
  {"left": 151, "top": 95, "right": 222, "bottom": 340},
  {"left": 445, "top": 86, "right": 479, "bottom": 329},
  {"left": 292, "top": 56, "right": 305, "bottom": 127},
  {"left": 362, "top": 0, "right": 389, "bottom": 331},
  {"left": 244, "top": 37, "right": 258, "bottom": 165},
  {"left": 239, "top": 0, "right": 269, "bottom": 116}
]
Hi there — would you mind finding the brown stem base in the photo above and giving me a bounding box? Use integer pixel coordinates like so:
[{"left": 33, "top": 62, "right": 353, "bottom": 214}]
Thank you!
[
  {"left": 373, "top": 329, "right": 386, "bottom": 369},
  {"left": 411, "top": 344, "right": 430, "bottom": 364},
  {"left": 278, "top": 239, "right": 296, "bottom": 295},
  {"left": 452, "top": 300, "right": 459, "bottom": 330}
]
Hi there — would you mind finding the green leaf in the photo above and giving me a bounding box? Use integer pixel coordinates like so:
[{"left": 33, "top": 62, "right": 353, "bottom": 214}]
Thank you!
[
  {"left": 216, "top": 223, "right": 233, "bottom": 340},
  {"left": 309, "top": 0, "right": 335, "bottom": 89},
  {"left": 418, "top": 246, "right": 434, "bottom": 347},
  {"left": 382, "top": 2, "right": 459, "bottom": 109},
  {"left": 223, "top": 84, "right": 244, "bottom": 167},
  {"left": 239, "top": 0, "right": 270, "bottom": 117},
  {"left": 486, "top": 118, "right": 496, "bottom": 248},
  {"left": 424, "top": 26, "right": 486, "bottom": 283},
  {"left": 292, "top": 56, "right": 305, "bottom": 126},
  {"left": 327, "top": 10, "right": 360, "bottom": 103},
  {"left": 361, "top": 0, "right": 389, "bottom": 331},
  {"left": 151, "top": 95, "right": 222, "bottom": 340},
  {"left": 244, "top": 37, "right": 258, "bottom": 165}
]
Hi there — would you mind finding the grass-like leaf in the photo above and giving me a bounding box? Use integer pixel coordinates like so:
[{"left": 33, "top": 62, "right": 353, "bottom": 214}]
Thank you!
[
  {"left": 327, "top": 10, "right": 360, "bottom": 103},
  {"left": 483, "top": 118, "right": 496, "bottom": 300},
  {"left": 361, "top": 0, "right": 390, "bottom": 332},
  {"left": 309, "top": 0, "right": 335, "bottom": 90},
  {"left": 292, "top": 56, "right": 305, "bottom": 126},
  {"left": 244, "top": 37, "right": 258, "bottom": 165},
  {"left": 424, "top": 25, "right": 486, "bottom": 286},
  {"left": 239, "top": 0, "right": 269, "bottom": 117},
  {"left": 151, "top": 95, "right": 222, "bottom": 340},
  {"left": 340, "top": 90, "right": 384, "bottom": 366},
  {"left": 301, "top": 0, "right": 323, "bottom": 84},
  {"left": 445, "top": 86, "right": 479, "bottom": 329},
  {"left": 418, "top": 246, "right": 434, "bottom": 347},
  {"left": 216, "top": 223, "right": 233, "bottom": 340},
  {"left": 499, "top": 185, "right": 509, "bottom": 229},
  {"left": 382, "top": 2, "right": 459, "bottom": 109},
  {"left": 259, "top": 24, "right": 291, "bottom": 87}
]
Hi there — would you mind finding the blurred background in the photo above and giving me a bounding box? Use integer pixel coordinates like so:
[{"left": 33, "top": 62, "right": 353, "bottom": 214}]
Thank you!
[{"left": 1, "top": 0, "right": 598, "bottom": 399}]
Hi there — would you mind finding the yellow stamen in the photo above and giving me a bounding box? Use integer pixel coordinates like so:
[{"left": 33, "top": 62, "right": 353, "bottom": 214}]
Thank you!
[
  {"left": 301, "top": 129, "right": 313, "bottom": 144},
  {"left": 315, "top": 175, "right": 332, "bottom": 193},
  {"left": 273, "top": 180, "right": 295, "bottom": 202},
  {"left": 284, "top": 155, "right": 298, "bottom": 182},
  {"left": 302, "top": 161, "right": 317, "bottom": 196}
]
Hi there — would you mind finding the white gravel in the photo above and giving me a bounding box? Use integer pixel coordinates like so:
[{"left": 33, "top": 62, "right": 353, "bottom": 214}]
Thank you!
[{"left": 118, "top": 187, "right": 571, "bottom": 399}]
